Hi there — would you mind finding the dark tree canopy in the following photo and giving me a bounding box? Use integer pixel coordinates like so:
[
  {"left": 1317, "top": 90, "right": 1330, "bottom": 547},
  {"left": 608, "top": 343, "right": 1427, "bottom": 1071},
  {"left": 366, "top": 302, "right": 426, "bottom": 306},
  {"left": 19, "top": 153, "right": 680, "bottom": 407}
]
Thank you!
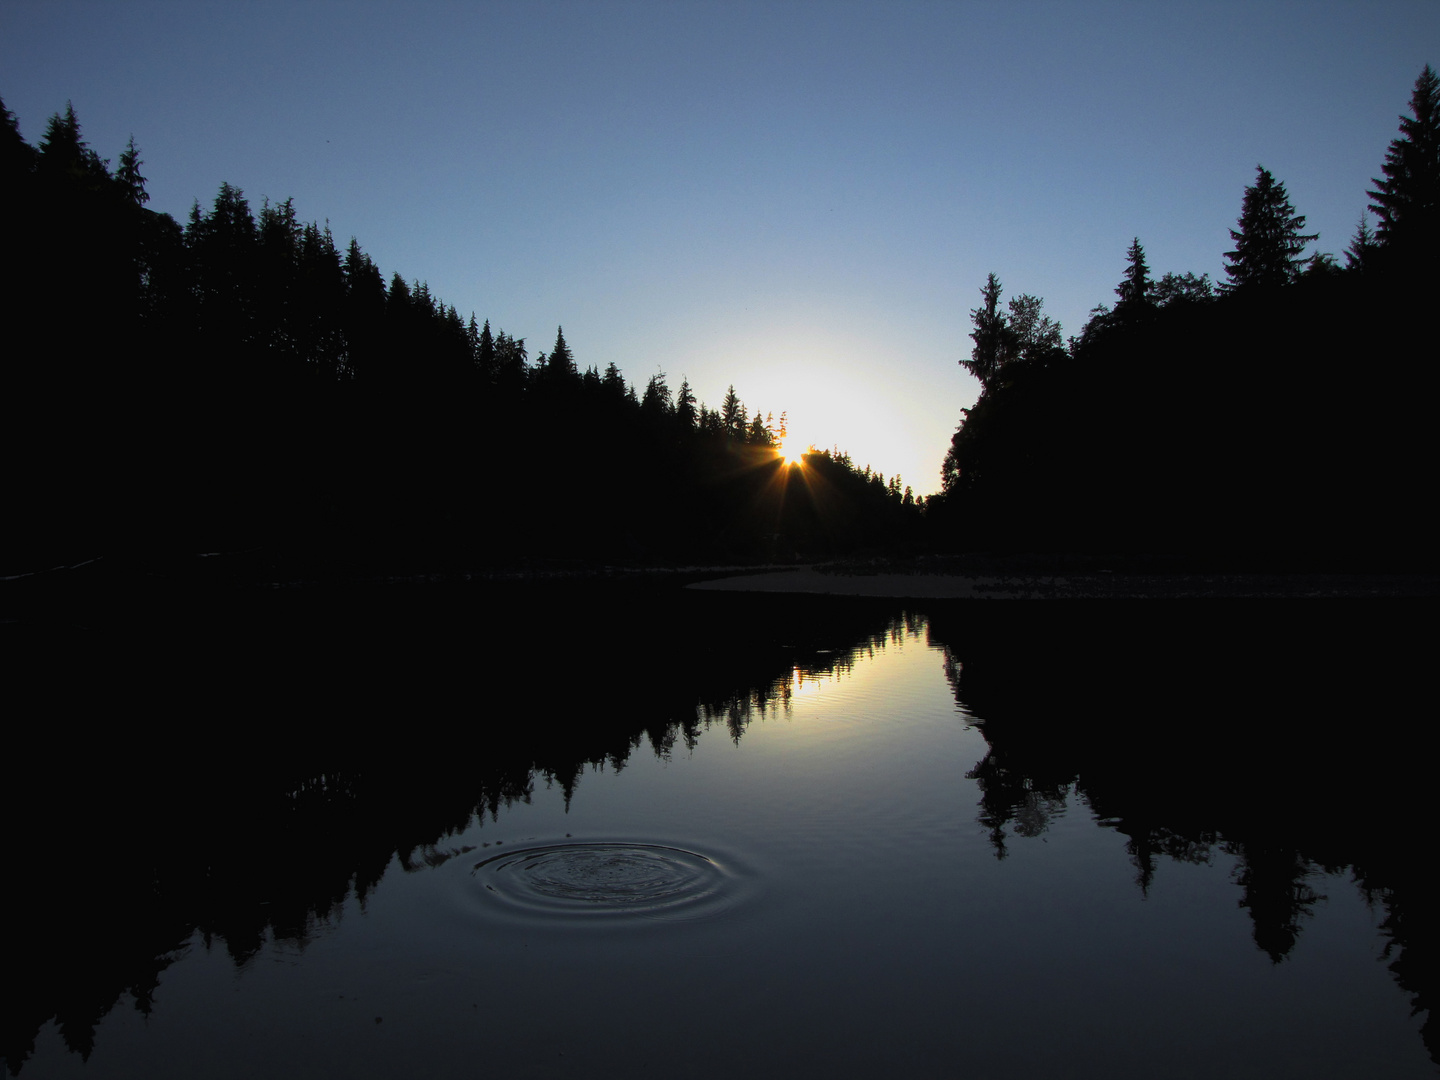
[
  {"left": 1005, "top": 294, "right": 1063, "bottom": 365},
  {"left": 1222, "top": 166, "right": 1317, "bottom": 291},
  {"left": 1151, "top": 272, "right": 1213, "bottom": 307}
]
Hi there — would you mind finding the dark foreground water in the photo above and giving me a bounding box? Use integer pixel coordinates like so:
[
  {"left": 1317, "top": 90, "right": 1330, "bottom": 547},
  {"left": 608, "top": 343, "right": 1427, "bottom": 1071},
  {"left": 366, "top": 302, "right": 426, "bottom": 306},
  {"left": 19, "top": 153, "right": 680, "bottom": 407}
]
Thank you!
[{"left": 4, "top": 582, "right": 1435, "bottom": 1078}]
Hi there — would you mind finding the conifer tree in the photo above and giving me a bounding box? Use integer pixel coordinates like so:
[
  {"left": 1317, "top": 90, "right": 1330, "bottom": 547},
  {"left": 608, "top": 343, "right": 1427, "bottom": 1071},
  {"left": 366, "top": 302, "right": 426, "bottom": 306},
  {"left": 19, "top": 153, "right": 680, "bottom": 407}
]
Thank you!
[
  {"left": 1114, "top": 238, "right": 1152, "bottom": 313},
  {"left": 547, "top": 326, "right": 576, "bottom": 380},
  {"left": 476, "top": 318, "right": 496, "bottom": 380},
  {"left": 601, "top": 361, "right": 626, "bottom": 400},
  {"left": 115, "top": 135, "right": 148, "bottom": 206},
  {"left": 962, "top": 273, "right": 1009, "bottom": 389},
  {"left": 1221, "top": 166, "right": 1317, "bottom": 291},
  {"left": 675, "top": 377, "right": 697, "bottom": 429},
  {"left": 0, "top": 96, "right": 36, "bottom": 181},
  {"left": 1367, "top": 64, "right": 1440, "bottom": 256},
  {"left": 642, "top": 370, "right": 672, "bottom": 416},
  {"left": 37, "top": 101, "right": 108, "bottom": 187},
  {"left": 1344, "top": 214, "right": 1377, "bottom": 270}
]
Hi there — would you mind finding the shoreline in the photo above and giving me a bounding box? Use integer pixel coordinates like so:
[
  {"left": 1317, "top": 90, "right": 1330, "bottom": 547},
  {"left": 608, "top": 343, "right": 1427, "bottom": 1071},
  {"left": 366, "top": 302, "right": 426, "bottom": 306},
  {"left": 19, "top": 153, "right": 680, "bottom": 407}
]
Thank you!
[{"left": 687, "top": 566, "right": 1440, "bottom": 599}]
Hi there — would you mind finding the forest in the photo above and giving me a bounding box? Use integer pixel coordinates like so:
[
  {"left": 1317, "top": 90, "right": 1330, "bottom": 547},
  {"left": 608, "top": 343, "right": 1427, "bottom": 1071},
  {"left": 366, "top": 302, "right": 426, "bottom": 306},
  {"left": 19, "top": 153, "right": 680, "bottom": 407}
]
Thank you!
[
  {"left": 3, "top": 63, "right": 1435, "bottom": 578},
  {"left": 928, "top": 65, "right": 1438, "bottom": 570},
  {"left": 0, "top": 100, "right": 921, "bottom": 578}
]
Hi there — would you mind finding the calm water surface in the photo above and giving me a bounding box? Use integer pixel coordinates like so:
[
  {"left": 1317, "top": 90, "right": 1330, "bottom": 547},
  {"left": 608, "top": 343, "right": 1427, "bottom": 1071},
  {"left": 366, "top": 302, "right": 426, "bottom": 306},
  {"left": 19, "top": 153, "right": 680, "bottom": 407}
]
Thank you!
[{"left": 6, "top": 588, "right": 1434, "bottom": 1078}]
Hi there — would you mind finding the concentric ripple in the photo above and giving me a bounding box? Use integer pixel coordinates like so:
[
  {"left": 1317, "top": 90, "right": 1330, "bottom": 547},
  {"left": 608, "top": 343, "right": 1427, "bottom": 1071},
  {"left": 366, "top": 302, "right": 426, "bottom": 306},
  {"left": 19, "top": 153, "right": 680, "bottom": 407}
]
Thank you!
[{"left": 472, "top": 842, "right": 742, "bottom": 922}]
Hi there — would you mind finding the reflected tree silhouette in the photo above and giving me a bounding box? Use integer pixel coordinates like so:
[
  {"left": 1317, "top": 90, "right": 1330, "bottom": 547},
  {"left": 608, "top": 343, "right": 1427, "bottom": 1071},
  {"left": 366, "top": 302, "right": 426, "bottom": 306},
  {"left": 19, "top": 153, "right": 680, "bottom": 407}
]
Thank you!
[
  {"left": 1, "top": 584, "right": 912, "bottom": 1073},
  {"left": 930, "top": 601, "right": 1438, "bottom": 1064}
]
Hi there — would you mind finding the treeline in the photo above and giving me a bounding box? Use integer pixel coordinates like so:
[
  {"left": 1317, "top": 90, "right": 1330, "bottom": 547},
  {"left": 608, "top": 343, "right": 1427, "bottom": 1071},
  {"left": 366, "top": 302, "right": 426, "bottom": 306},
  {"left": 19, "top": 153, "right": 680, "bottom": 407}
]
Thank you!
[
  {"left": 1, "top": 100, "right": 920, "bottom": 575},
  {"left": 929, "top": 65, "right": 1438, "bottom": 568}
]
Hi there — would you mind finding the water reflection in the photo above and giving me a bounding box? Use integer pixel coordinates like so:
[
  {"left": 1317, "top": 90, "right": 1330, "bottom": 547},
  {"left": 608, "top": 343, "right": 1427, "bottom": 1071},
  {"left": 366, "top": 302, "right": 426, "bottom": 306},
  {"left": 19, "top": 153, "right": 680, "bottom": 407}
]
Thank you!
[
  {"left": 3, "top": 588, "right": 1434, "bottom": 1075},
  {"left": 930, "top": 601, "right": 1437, "bottom": 1065},
  {"left": 3, "top": 583, "right": 915, "bottom": 1073}
]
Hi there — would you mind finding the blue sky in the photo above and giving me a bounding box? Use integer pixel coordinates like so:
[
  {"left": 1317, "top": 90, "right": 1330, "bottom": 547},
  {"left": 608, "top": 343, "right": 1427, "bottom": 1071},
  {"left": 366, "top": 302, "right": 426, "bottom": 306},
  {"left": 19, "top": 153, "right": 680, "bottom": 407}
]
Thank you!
[{"left": 4, "top": 1, "right": 1435, "bottom": 494}]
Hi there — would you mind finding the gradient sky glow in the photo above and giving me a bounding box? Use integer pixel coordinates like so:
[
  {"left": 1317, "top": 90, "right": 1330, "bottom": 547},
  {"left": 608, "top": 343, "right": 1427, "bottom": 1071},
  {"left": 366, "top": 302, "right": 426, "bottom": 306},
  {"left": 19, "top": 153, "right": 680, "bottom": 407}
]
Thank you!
[{"left": 4, "top": 1, "right": 1436, "bottom": 493}]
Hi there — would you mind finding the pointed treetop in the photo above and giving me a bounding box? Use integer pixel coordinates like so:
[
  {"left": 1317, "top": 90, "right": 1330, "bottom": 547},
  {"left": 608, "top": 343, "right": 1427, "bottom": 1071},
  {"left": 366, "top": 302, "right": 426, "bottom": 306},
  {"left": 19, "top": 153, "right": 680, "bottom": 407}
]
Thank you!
[
  {"left": 38, "top": 100, "right": 109, "bottom": 185},
  {"left": 963, "top": 272, "right": 1008, "bottom": 389},
  {"left": 116, "top": 135, "right": 148, "bottom": 206},
  {"left": 0, "top": 95, "right": 37, "bottom": 178},
  {"left": 549, "top": 325, "right": 576, "bottom": 378},
  {"left": 1115, "top": 238, "right": 1152, "bottom": 311},
  {"left": 1345, "top": 213, "right": 1377, "bottom": 270},
  {"left": 1222, "top": 166, "right": 1317, "bottom": 291},
  {"left": 1367, "top": 64, "right": 1440, "bottom": 253}
]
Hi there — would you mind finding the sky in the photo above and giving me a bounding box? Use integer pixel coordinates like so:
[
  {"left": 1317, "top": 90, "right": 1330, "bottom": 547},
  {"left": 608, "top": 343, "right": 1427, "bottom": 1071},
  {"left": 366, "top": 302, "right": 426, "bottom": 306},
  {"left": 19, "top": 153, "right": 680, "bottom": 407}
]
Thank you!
[{"left": 3, "top": 1, "right": 1436, "bottom": 495}]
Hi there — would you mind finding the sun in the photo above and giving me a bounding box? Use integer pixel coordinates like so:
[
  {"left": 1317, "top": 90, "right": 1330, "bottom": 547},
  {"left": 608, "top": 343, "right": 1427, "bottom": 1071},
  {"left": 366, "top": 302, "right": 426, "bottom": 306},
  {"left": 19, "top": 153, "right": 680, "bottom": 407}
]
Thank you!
[{"left": 775, "top": 441, "right": 806, "bottom": 468}]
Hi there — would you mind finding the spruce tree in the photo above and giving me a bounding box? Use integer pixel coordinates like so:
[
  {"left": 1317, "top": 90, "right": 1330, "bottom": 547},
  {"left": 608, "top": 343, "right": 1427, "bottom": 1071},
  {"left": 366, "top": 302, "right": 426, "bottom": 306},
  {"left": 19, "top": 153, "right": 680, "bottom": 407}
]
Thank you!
[
  {"left": 0, "top": 96, "right": 36, "bottom": 180},
  {"left": 115, "top": 135, "right": 148, "bottom": 206},
  {"left": 1344, "top": 214, "right": 1377, "bottom": 270},
  {"left": 1367, "top": 64, "right": 1440, "bottom": 256},
  {"left": 721, "top": 385, "right": 742, "bottom": 436},
  {"left": 37, "top": 101, "right": 108, "bottom": 187},
  {"left": 1114, "top": 238, "right": 1152, "bottom": 313},
  {"left": 962, "top": 273, "right": 1009, "bottom": 389},
  {"left": 675, "top": 377, "right": 697, "bottom": 429},
  {"left": 547, "top": 326, "right": 576, "bottom": 380},
  {"left": 1221, "top": 166, "right": 1317, "bottom": 291}
]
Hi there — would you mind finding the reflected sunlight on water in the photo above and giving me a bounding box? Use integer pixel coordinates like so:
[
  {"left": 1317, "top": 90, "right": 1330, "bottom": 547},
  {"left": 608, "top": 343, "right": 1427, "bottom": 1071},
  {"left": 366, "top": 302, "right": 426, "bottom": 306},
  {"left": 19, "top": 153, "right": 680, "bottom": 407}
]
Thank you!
[{"left": 6, "top": 595, "right": 1434, "bottom": 1080}]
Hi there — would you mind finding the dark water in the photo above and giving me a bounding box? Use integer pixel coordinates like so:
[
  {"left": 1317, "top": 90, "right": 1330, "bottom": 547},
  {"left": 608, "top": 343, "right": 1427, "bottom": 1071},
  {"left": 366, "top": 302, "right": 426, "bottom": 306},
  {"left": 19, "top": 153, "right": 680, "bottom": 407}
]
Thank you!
[{"left": 4, "top": 584, "right": 1435, "bottom": 1078}]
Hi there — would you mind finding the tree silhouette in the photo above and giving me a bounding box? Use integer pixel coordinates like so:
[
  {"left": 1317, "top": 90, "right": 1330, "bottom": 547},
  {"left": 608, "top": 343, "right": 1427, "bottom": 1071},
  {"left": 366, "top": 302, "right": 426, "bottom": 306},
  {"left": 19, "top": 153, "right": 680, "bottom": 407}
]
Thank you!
[
  {"left": 1114, "top": 238, "right": 1152, "bottom": 314},
  {"left": 1222, "top": 166, "right": 1317, "bottom": 291},
  {"left": 1005, "top": 293, "right": 1063, "bottom": 365},
  {"left": 36, "top": 101, "right": 109, "bottom": 189},
  {"left": 475, "top": 317, "right": 495, "bottom": 381},
  {"left": 721, "top": 384, "right": 743, "bottom": 437},
  {"left": 546, "top": 325, "right": 576, "bottom": 381},
  {"left": 1151, "top": 271, "right": 1213, "bottom": 307},
  {"left": 675, "top": 376, "right": 697, "bottom": 429},
  {"left": 962, "top": 273, "right": 1010, "bottom": 389},
  {"left": 0, "top": 96, "right": 37, "bottom": 181},
  {"left": 1367, "top": 64, "right": 1440, "bottom": 257},
  {"left": 115, "top": 136, "right": 148, "bottom": 206},
  {"left": 1345, "top": 214, "right": 1378, "bottom": 270},
  {"left": 641, "top": 369, "right": 672, "bottom": 417}
]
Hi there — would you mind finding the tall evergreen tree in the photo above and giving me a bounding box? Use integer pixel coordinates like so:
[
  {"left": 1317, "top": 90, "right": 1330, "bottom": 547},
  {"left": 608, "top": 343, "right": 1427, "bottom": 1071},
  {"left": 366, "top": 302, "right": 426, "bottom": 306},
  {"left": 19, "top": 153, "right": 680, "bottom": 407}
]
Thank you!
[
  {"left": 962, "top": 273, "right": 1009, "bottom": 389},
  {"left": 475, "top": 318, "right": 496, "bottom": 380},
  {"left": 36, "top": 101, "right": 109, "bottom": 188},
  {"left": 1367, "top": 64, "right": 1440, "bottom": 256},
  {"left": 641, "top": 370, "right": 672, "bottom": 417},
  {"left": 721, "top": 385, "right": 743, "bottom": 437},
  {"left": 1344, "top": 214, "right": 1378, "bottom": 270},
  {"left": 1222, "top": 166, "right": 1317, "bottom": 291},
  {"left": 601, "top": 361, "right": 626, "bottom": 401},
  {"left": 547, "top": 325, "right": 576, "bottom": 380},
  {"left": 675, "top": 376, "right": 697, "bottom": 429},
  {"left": 0, "top": 96, "right": 37, "bottom": 181},
  {"left": 494, "top": 331, "right": 528, "bottom": 393},
  {"left": 1114, "top": 238, "right": 1152, "bottom": 313},
  {"left": 115, "top": 135, "right": 148, "bottom": 206}
]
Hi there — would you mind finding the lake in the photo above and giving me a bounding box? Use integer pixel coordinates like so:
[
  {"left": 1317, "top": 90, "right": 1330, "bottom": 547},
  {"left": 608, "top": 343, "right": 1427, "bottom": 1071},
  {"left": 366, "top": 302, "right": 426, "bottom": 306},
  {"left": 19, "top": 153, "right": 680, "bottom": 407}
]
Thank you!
[{"left": 4, "top": 581, "right": 1435, "bottom": 1077}]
